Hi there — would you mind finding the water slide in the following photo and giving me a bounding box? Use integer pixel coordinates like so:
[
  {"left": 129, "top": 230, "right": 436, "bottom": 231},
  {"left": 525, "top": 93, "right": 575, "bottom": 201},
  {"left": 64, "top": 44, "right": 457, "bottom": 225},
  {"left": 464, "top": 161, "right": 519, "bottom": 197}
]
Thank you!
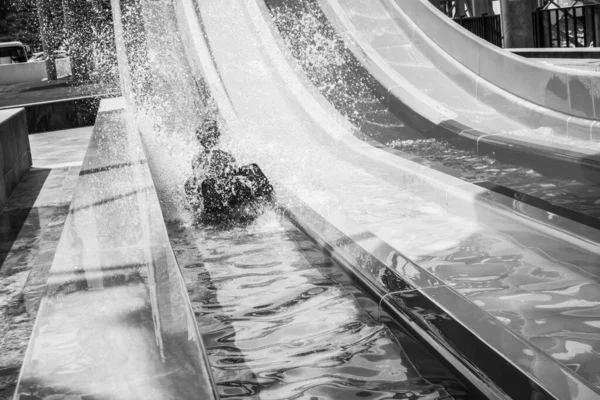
[
  {"left": 318, "top": 0, "right": 600, "bottom": 181},
  {"left": 13, "top": 0, "right": 600, "bottom": 399},
  {"left": 168, "top": 0, "right": 600, "bottom": 398}
]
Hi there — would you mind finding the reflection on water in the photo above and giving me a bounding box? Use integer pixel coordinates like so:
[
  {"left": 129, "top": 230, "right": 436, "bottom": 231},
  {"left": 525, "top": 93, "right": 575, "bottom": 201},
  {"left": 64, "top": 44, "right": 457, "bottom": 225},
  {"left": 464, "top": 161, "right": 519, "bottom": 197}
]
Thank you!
[
  {"left": 389, "top": 139, "right": 600, "bottom": 219},
  {"left": 168, "top": 211, "right": 474, "bottom": 399},
  {"left": 412, "top": 230, "right": 600, "bottom": 389}
]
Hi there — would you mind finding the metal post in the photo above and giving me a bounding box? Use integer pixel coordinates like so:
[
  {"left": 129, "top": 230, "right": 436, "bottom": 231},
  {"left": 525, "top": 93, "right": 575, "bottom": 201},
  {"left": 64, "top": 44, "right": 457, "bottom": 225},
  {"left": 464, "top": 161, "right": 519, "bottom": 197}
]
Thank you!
[
  {"left": 555, "top": 9, "right": 560, "bottom": 47},
  {"left": 547, "top": 10, "right": 552, "bottom": 47},
  {"left": 532, "top": 12, "right": 537, "bottom": 46},
  {"left": 565, "top": 7, "right": 570, "bottom": 46},
  {"left": 594, "top": 6, "right": 599, "bottom": 46}
]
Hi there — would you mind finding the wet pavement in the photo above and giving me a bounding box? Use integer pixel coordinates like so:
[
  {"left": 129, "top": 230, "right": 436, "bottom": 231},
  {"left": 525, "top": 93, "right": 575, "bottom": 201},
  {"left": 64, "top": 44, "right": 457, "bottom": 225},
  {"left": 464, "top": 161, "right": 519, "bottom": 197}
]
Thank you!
[{"left": 0, "top": 127, "right": 91, "bottom": 400}]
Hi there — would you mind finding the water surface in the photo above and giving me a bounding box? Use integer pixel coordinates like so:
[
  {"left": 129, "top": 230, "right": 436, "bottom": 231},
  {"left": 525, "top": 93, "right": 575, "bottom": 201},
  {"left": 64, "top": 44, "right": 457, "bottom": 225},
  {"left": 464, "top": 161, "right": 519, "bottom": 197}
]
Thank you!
[{"left": 168, "top": 211, "right": 473, "bottom": 399}]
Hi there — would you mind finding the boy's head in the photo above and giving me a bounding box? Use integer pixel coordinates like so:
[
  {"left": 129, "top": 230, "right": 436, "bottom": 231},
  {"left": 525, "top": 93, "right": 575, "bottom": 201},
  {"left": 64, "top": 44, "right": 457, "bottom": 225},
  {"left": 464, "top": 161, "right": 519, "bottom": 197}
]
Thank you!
[{"left": 196, "top": 118, "right": 220, "bottom": 151}]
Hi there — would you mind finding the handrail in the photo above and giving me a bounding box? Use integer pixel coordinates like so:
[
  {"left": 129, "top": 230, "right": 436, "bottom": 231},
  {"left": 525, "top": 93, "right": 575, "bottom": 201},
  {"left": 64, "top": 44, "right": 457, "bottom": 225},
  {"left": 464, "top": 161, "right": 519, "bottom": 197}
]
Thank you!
[{"left": 533, "top": 3, "right": 600, "bottom": 48}]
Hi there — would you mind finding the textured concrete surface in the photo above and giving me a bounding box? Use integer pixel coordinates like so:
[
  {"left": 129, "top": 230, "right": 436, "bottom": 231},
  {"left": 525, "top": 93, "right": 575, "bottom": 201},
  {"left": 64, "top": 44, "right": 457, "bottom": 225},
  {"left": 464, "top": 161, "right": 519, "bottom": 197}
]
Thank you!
[{"left": 0, "top": 126, "right": 91, "bottom": 400}]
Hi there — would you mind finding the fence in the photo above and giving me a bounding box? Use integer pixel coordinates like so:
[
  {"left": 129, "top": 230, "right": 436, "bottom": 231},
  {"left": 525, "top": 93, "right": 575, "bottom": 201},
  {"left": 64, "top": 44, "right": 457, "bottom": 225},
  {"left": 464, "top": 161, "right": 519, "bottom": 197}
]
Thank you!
[
  {"left": 454, "top": 14, "right": 503, "bottom": 47},
  {"left": 533, "top": 4, "right": 600, "bottom": 48}
]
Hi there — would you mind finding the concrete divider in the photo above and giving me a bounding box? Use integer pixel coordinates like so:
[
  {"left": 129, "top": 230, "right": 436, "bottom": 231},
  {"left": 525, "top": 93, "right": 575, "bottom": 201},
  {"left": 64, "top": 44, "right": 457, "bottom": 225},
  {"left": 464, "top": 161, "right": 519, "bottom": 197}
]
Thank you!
[
  {"left": 0, "top": 108, "right": 31, "bottom": 211},
  {"left": 14, "top": 98, "right": 218, "bottom": 400}
]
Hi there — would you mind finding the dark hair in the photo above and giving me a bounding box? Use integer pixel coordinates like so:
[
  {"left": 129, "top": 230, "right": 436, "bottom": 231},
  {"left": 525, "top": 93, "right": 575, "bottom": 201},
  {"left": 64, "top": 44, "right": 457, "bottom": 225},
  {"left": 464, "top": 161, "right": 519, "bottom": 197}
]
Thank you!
[{"left": 196, "top": 118, "right": 220, "bottom": 151}]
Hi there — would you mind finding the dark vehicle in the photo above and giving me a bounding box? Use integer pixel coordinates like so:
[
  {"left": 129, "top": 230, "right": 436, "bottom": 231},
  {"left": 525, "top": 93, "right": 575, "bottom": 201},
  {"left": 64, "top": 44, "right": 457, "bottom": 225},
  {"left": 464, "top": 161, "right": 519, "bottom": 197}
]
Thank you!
[{"left": 0, "top": 42, "right": 28, "bottom": 64}]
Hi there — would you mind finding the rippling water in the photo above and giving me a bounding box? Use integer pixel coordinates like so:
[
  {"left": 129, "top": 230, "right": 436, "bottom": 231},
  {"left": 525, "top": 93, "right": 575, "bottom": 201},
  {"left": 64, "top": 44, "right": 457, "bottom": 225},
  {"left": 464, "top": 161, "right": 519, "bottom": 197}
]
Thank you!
[
  {"left": 168, "top": 211, "right": 474, "bottom": 399},
  {"left": 410, "top": 230, "right": 600, "bottom": 388},
  {"left": 389, "top": 139, "right": 600, "bottom": 218}
]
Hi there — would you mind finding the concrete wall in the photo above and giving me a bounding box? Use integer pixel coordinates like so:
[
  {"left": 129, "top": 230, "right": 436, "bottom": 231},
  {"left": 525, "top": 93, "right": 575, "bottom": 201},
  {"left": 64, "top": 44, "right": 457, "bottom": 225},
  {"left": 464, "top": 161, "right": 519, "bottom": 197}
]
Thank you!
[
  {"left": 24, "top": 96, "right": 103, "bottom": 133},
  {"left": 0, "top": 108, "right": 31, "bottom": 210},
  {"left": 0, "top": 59, "right": 72, "bottom": 85},
  {"left": 0, "top": 62, "right": 47, "bottom": 85}
]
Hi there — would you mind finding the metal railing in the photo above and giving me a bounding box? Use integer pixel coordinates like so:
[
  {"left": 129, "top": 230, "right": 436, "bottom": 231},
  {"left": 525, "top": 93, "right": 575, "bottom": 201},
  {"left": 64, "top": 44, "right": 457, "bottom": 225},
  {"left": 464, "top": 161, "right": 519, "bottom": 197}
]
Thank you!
[
  {"left": 533, "top": 4, "right": 600, "bottom": 47},
  {"left": 454, "top": 14, "right": 503, "bottom": 47}
]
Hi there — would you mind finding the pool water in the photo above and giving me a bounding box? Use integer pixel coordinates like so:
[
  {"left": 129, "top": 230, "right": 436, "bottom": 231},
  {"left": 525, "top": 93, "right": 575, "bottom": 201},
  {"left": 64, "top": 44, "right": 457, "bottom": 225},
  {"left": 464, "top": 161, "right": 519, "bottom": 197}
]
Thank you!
[{"left": 167, "top": 211, "right": 474, "bottom": 399}]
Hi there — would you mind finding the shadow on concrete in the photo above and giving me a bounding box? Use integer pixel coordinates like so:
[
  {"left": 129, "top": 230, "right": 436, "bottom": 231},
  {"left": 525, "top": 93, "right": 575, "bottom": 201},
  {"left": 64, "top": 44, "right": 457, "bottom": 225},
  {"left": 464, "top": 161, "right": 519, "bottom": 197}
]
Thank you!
[
  {"left": 0, "top": 168, "right": 51, "bottom": 270},
  {"left": 68, "top": 186, "right": 153, "bottom": 214},
  {"left": 78, "top": 160, "right": 145, "bottom": 177}
]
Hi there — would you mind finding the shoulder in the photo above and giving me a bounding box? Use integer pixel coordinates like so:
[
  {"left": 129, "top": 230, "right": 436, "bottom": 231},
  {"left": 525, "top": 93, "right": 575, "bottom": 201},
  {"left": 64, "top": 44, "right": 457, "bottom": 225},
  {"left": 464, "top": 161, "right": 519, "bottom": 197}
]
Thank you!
[{"left": 210, "top": 150, "right": 236, "bottom": 164}]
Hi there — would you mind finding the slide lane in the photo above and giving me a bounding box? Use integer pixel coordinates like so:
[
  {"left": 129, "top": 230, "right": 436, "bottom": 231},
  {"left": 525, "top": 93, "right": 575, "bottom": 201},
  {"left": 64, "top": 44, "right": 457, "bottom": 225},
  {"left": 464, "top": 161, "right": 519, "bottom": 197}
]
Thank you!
[
  {"left": 174, "top": 0, "right": 600, "bottom": 398},
  {"left": 319, "top": 0, "right": 600, "bottom": 184}
]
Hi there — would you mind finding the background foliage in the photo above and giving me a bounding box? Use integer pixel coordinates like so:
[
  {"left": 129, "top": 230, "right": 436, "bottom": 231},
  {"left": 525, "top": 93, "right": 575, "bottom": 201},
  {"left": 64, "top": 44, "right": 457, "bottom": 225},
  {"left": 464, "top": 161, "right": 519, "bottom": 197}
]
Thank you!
[{"left": 0, "top": 0, "right": 41, "bottom": 48}]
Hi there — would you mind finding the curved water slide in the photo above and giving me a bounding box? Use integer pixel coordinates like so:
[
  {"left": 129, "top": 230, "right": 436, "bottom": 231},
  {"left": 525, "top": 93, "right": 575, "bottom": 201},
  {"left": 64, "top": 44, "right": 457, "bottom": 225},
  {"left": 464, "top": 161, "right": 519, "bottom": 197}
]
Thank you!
[
  {"left": 171, "top": 0, "right": 600, "bottom": 399},
  {"left": 319, "top": 0, "right": 600, "bottom": 182},
  {"left": 388, "top": 0, "right": 600, "bottom": 122}
]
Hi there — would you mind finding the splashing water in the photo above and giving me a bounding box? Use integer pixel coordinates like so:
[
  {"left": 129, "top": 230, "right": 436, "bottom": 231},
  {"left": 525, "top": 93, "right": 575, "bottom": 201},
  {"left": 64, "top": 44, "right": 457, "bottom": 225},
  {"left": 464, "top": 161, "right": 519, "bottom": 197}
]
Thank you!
[
  {"left": 107, "top": 1, "right": 480, "bottom": 398},
  {"left": 111, "top": 0, "right": 214, "bottom": 222}
]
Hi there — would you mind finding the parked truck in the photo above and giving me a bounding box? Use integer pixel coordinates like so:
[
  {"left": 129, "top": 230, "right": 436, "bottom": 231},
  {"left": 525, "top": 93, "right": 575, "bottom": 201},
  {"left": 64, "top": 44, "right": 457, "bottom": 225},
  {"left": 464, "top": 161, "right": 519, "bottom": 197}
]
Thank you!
[{"left": 0, "top": 42, "right": 29, "bottom": 64}]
